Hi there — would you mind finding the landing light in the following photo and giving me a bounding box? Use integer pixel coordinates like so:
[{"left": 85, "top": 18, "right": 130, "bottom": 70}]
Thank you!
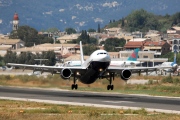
[
  {"left": 76, "top": 72, "right": 80, "bottom": 75},
  {"left": 99, "top": 68, "right": 103, "bottom": 71}
]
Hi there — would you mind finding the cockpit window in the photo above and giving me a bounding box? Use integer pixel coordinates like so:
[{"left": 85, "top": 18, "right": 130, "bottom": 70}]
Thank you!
[{"left": 97, "top": 52, "right": 107, "bottom": 55}]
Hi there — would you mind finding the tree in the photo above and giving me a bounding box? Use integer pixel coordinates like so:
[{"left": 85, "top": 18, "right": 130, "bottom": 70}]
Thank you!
[
  {"left": 97, "top": 24, "right": 101, "bottom": 33},
  {"left": 103, "top": 38, "right": 126, "bottom": 52},
  {"left": 83, "top": 44, "right": 99, "bottom": 55},
  {"left": 69, "top": 30, "right": 98, "bottom": 45},
  {"left": 65, "top": 28, "right": 76, "bottom": 34},
  {"left": 160, "top": 52, "right": 180, "bottom": 65},
  {"left": 0, "top": 55, "right": 5, "bottom": 66},
  {"left": 171, "top": 12, "right": 180, "bottom": 26},
  {"left": 9, "top": 25, "right": 53, "bottom": 47},
  {"left": 124, "top": 9, "right": 161, "bottom": 32},
  {"left": 41, "top": 51, "right": 56, "bottom": 66},
  {"left": 46, "top": 27, "right": 59, "bottom": 33},
  {"left": 78, "top": 30, "right": 98, "bottom": 44},
  {"left": 4, "top": 51, "right": 17, "bottom": 64},
  {"left": 88, "top": 28, "right": 96, "bottom": 32},
  {"left": 121, "top": 17, "right": 125, "bottom": 27},
  {"left": 17, "top": 52, "right": 36, "bottom": 64}
]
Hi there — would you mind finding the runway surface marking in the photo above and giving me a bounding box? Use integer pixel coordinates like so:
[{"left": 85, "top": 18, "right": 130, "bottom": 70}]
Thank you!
[{"left": 103, "top": 101, "right": 135, "bottom": 104}]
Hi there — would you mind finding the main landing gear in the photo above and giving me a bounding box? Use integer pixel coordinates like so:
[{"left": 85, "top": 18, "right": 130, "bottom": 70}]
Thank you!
[
  {"left": 71, "top": 74, "right": 78, "bottom": 90},
  {"left": 107, "top": 72, "right": 114, "bottom": 90},
  {"left": 71, "top": 84, "right": 78, "bottom": 90}
]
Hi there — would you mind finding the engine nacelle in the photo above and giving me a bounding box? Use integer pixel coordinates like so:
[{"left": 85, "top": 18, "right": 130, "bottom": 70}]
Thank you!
[
  {"left": 120, "top": 69, "right": 132, "bottom": 81},
  {"left": 60, "top": 68, "right": 72, "bottom": 79}
]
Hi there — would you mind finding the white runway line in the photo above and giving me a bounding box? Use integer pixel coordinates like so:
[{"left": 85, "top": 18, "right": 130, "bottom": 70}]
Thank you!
[{"left": 103, "top": 101, "right": 135, "bottom": 104}]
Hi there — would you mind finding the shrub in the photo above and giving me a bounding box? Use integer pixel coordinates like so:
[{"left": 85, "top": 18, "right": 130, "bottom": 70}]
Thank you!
[
  {"left": 148, "top": 80, "right": 153, "bottom": 85},
  {"left": 89, "top": 110, "right": 100, "bottom": 117},
  {"left": 173, "top": 78, "right": 180, "bottom": 85},
  {"left": 161, "top": 76, "right": 173, "bottom": 83}
]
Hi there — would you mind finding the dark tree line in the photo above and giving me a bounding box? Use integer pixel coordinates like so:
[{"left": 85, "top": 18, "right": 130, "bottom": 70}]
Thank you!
[
  {"left": 68, "top": 30, "right": 98, "bottom": 45},
  {"left": 100, "top": 38, "right": 126, "bottom": 52},
  {"left": 4, "top": 51, "right": 56, "bottom": 66}
]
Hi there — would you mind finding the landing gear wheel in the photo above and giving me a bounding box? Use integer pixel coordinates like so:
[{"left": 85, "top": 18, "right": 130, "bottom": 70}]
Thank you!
[
  {"left": 107, "top": 85, "right": 110, "bottom": 90},
  {"left": 71, "top": 73, "right": 78, "bottom": 90},
  {"left": 71, "top": 84, "right": 78, "bottom": 90},
  {"left": 111, "top": 85, "right": 114, "bottom": 90},
  {"left": 107, "top": 85, "right": 114, "bottom": 90},
  {"left": 107, "top": 72, "right": 114, "bottom": 90},
  {"left": 75, "top": 84, "right": 78, "bottom": 89},
  {"left": 71, "top": 84, "right": 75, "bottom": 90}
]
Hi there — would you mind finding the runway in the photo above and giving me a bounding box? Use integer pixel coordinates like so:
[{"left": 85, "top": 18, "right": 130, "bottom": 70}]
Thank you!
[{"left": 0, "top": 86, "right": 180, "bottom": 114}]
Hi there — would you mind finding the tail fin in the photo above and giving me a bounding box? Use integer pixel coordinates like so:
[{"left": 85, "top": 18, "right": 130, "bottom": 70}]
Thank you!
[
  {"left": 171, "top": 50, "right": 177, "bottom": 66},
  {"left": 127, "top": 48, "right": 140, "bottom": 61},
  {"left": 80, "top": 41, "right": 84, "bottom": 65}
]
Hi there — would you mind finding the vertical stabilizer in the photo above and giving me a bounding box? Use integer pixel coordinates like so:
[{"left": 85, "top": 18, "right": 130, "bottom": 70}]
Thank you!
[
  {"left": 80, "top": 41, "right": 84, "bottom": 65},
  {"left": 127, "top": 48, "right": 140, "bottom": 61},
  {"left": 171, "top": 50, "right": 177, "bottom": 66}
]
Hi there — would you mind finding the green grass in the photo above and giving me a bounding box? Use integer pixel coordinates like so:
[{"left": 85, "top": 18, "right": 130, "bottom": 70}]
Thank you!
[{"left": 0, "top": 99, "right": 180, "bottom": 120}]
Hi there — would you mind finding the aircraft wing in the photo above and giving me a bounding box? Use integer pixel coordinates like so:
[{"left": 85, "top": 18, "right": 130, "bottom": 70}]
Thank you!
[
  {"left": 7, "top": 63, "right": 86, "bottom": 74},
  {"left": 107, "top": 66, "right": 173, "bottom": 73},
  {"left": 7, "top": 63, "right": 173, "bottom": 73}
]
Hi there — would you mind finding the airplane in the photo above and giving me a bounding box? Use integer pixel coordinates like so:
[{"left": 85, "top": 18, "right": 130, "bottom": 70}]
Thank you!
[
  {"left": 7, "top": 41, "right": 173, "bottom": 90},
  {"left": 0, "top": 66, "right": 13, "bottom": 71},
  {"left": 158, "top": 50, "right": 178, "bottom": 74},
  {"left": 64, "top": 48, "right": 141, "bottom": 67}
]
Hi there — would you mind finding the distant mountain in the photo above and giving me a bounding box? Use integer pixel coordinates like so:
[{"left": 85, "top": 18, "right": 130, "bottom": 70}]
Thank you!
[{"left": 0, "top": 0, "right": 180, "bottom": 34}]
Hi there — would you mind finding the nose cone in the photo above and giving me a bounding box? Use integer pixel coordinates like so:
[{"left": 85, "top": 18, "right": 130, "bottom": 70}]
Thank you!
[
  {"left": 172, "top": 64, "right": 178, "bottom": 68},
  {"left": 98, "top": 54, "right": 111, "bottom": 62}
]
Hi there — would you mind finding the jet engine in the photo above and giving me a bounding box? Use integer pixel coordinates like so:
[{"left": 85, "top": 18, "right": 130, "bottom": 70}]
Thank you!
[
  {"left": 60, "top": 68, "right": 72, "bottom": 79},
  {"left": 120, "top": 69, "right": 132, "bottom": 81}
]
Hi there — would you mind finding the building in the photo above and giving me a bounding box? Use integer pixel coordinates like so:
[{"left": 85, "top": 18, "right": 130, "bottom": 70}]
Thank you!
[
  {"left": 119, "top": 50, "right": 168, "bottom": 67},
  {"left": 143, "top": 41, "right": 171, "bottom": 56},
  {"left": 172, "top": 36, "right": 180, "bottom": 52},
  {"left": 145, "top": 30, "right": 161, "bottom": 40},
  {"left": 124, "top": 41, "right": 144, "bottom": 50},
  {"left": 167, "top": 26, "right": 180, "bottom": 39},
  {"left": 124, "top": 40, "right": 171, "bottom": 57},
  {"left": 57, "top": 34, "right": 80, "bottom": 43},
  {"left": 0, "top": 35, "right": 25, "bottom": 56},
  {"left": 12, "top": 12, "right": 19, "bottom": 31},
  {"left": 108, "top": 52, "right": 120, "bottom": 59},
  {"left": 105, "top": 27, "right": 121, "bottom": 35},
  {"left": 132, "top": 31, "right": 143, "bottom": 38},
  {"left": 13, "top": 43, "right": 80, "bottom": 59}
]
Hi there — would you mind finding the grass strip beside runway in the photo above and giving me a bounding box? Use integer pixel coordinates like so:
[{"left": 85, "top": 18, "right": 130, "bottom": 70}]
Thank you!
[{"left": 0, "top": 99, "right": 180, "bottom": 120}]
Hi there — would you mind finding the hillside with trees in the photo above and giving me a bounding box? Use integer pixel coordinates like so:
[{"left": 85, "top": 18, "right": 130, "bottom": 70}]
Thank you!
[{"left": 106, "top": 9, "right": 180, "bottom": 33}]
